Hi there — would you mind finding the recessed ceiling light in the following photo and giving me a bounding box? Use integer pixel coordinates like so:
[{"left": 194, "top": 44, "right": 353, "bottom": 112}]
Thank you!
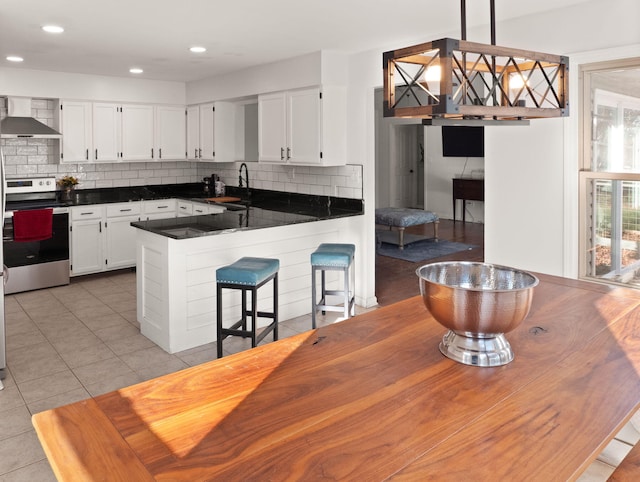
[
  {"left": 42, "top": 25, "right": 64, "bottom": 34},
  {"left": 129, "top": 68, "right": 143, "bottom": 74},
  {"left": 189, "top": 46, "right": 206, "bottom": 53},
  {"left": 6, "top": 56, "right": 24, "bottom": 62}
]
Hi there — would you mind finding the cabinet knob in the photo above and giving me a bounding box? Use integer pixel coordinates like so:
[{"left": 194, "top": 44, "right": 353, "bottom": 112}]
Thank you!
[
  {"left": 151, "top": 148, "right": 154, "bottom": 159},
  {"left": 281, "top": 147, "right": 284, "bottom": 161},
  {"left": 86, "top": 149, "right": 89, "bottom": 161},
  {"left": 287, "top": 147, "right": 291, "bottom": 160},
  {"left": 159, "top": 148, "right": 162, "bottom": 159},
  {"left": 95, "top": 149, "right": 98, "bottom": 160}
]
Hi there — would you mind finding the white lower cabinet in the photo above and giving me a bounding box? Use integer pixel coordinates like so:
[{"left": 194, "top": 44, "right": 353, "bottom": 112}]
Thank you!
[
  {"left": 193, "top": 202, "right": 225, "bottom": 215},
  {"left": 142, "top": 199, "right": 177, "bottom": 220},
  {"left": 176, "top": 200, "right": 193, "bottom": 217},
  {"left": 70, "top": 205, "right": 106, "bottom": 276},
  {"left": 177, "top": 201, "right": 225, "bottom": 216},
  {"left": 105, "top": 203, "right": 142, "bottom": 269},
  {"left": 71, "top": 198, "right": 221, "bottom": 276},
  {"left": 70, "top": 202, "right": 142, "bottom": 276}
]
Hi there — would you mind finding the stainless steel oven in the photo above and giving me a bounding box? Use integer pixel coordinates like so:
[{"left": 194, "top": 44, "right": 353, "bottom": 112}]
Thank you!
[{"left": 3, "top": 177, "right": 70, "bottom": 294}]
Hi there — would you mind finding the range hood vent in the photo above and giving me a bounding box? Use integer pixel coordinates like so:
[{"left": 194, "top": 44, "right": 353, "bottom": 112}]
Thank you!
[{"left": 0, "top": 97, "right": 62, "bottom": 138}]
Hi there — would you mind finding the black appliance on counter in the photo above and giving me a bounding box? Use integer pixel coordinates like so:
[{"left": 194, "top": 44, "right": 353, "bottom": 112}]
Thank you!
[{"left": 3, "top": 177, "right": 70, "bottom": 295}]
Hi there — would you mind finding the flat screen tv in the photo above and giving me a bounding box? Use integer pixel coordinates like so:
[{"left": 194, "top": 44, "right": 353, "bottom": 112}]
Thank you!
[{"left": 441, "top": 126, "right": 484, "bottom": 158}]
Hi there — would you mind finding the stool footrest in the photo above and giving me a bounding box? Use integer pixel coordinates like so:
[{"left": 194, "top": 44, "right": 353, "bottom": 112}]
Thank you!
[
  {"left": 221, "top": 320, "right": 278, "bottom": 345},
  {"left": 322, "top": 289, "right": 351, "bottom": 297},
  {"left": 316, "top": 304, "right": 353, "bottom": 313},
  {"left": 243, "top": 311, "right": 276, "bottom": 319}
]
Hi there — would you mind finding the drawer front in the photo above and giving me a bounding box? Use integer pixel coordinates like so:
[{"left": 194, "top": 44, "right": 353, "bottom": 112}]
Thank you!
[
  {"left": 177, "top": 201, "right": 193, "bottom": 215},
  {"left": 106, "top": 202, "right": 142, "bottom": 218},
  {"left": 453, "top": 179, "right": 484, "bottom": 201},
  {"left": 71, "top": 205, "right": 104, "bottom": 221},
  {"left": 142, "top": 199, "right": 177, "bottom": 214}
]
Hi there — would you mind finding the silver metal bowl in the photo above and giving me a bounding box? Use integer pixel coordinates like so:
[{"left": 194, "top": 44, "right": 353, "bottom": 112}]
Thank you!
[{"left": 416, "top": 261, "right": 539, "bottom": 367}]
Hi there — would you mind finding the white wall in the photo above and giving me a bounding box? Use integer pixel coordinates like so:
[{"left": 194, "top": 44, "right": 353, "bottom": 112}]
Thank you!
[
  {"left": 479, "top": 0, "right": 640, "bottom": 277},
  {"left": 0, "top": 67, "right": 185, "bottom": 104},
  {"left": 425, "top": 127, "right": 485, "bottom": 222},
  {"left": 186, "top": 51, "right": 323, "bottom": 104},
  {"left": 485, "top": 119, "right": 565, "bottom": 275}
]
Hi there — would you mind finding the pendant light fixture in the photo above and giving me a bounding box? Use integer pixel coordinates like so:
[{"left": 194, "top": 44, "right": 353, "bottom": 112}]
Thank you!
[{"left": 383, "top": 0, "right": 569, "bottom": 125}]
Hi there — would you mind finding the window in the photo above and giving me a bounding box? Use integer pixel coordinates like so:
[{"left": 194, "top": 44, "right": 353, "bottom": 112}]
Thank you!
[{"left": 580, "top": 59, "right": 640, "bottom": 286}]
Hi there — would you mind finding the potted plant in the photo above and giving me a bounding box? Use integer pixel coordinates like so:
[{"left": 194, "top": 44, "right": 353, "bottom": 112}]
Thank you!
[{"left": 57, "top": 175, "right": 79, "bottom": 200}]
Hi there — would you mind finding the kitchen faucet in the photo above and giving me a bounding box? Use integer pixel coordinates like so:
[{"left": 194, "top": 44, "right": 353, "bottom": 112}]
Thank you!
[{"left": 239, "top": 163, "right": 249, "bottom": 197}]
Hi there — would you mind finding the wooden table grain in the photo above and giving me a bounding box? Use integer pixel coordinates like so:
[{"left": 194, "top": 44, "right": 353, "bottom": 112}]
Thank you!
[{"left": 32, "top": 274, "right": 640, "bottom": 481}]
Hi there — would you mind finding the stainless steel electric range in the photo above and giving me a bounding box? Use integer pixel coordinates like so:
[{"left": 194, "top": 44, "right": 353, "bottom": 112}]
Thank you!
[{"left": 3, "top": 177, "right": 70, "bottom": 295}]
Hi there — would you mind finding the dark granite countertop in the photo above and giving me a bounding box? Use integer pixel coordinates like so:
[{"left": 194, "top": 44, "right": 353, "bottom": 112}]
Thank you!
[
  {"left": 53, "top": 183, "right": 363, "bottom": 240},
  {"left": 130, "top": 185, "right": 363, "bottom": 239},
  {"left": 6, "top": 182, "right": 364, "bottom": 239},
  {"left": 131, "top": 207, "right": 322, "bottom": 239}
]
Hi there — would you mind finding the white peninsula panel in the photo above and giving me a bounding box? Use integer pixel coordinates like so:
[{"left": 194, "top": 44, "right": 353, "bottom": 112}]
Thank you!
[{"left": 135, "top": 216, "right": 361, "bottom": 353}]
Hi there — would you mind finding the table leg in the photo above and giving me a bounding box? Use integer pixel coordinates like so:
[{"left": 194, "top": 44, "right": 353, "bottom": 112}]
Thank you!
[{"left": 453, "top": 196, "right": 456, "bottom": 222}]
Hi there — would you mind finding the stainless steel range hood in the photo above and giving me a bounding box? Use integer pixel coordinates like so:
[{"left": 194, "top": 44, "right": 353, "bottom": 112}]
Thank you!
[{"left": 0, "top": 97, "right": 62, "bottom": 138}]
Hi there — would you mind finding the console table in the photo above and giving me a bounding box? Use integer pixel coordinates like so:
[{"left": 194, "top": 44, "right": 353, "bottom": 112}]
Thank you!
[{"left": 453, "top": 177, "right": 484, "bottom": 222}]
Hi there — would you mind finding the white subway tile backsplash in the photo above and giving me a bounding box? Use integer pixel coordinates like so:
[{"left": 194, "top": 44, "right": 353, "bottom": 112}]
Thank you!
[
  {"left": 16, "top": 146, "right": 39, "bottom": 156},
  {"left": 27, "top": 155, "right": 49, "bottom": 164},
  {"left": 17, "top": 165, "right": 38, "bottom": 175},
  {"left": 198, "top": 162, "right": 363, "bottom": 199}
]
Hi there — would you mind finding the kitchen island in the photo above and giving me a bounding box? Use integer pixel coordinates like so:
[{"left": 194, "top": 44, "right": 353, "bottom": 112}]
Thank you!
[
  {"left": 32, "top": 273, "right": 640, "bottom": 480},
  {"left": 131, "top": 197, "right": 364, "bottom": 353}
]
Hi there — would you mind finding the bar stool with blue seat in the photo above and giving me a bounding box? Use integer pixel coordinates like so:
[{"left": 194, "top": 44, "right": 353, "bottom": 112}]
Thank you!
[
  {"left": 216, "top": 257, "right": 279, "bottom": 358},
  {"left": 310, "top": 243, "right": 355, "bottom": 328}
]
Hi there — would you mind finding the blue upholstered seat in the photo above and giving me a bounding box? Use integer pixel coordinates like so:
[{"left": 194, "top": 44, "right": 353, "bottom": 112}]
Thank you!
[
  {"left": 311, "top": 243, "right": 355, "bottom": 268},
  {"left": 216, "top": 257, "right": 280, "bottom": 286},
  {"left": 375, "top": 207, "right": 439, "bottom": 227}
]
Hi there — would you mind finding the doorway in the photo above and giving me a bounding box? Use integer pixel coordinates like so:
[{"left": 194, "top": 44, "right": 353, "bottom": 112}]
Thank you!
[{"left": 374, "top": 88, "right": 424, "bottom": 209}]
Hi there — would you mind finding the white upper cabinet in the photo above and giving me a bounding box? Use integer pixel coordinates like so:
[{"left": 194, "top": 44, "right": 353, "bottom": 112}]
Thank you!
[
  {"left": 287, "top": 88, "right": 321, "bottom": 164},
  {"left": 186, "top": 105, "right": 199, "bottom": 160},
  {"left": 258, "top": 86, "right": 346, "bottom": 166},
  {"left": 60, "top": 100, "right": 92, "bottom": 163},
  {"left": 258, "top": 92, "right": 287, "bottom": 163},
  {"left": 61, "top": 101, "right": 187, "bottom": 163},
  {"left": 186, "top": 102, "right": 242, "bottom": 163},
  {"left": 155, "top": 105, "right": 186, "bottom": 161},
  {"left": 199, "top": 102, "right": 215, "bottom": 161},
  {"left": 121, "top": 104, "right": 155, "bottom": 161},
  {"left": 92, "top": 103, "right": 121, "bottom": 162}
]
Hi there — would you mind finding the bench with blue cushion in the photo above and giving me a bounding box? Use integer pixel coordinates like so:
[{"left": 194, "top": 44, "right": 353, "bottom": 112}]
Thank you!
[{"left": 375, "top": 207, "right": 439, "bottom": 249}]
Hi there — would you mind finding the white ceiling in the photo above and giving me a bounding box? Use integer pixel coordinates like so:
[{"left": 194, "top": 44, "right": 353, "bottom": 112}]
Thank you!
[{"left": 0, "top": 0, "right": 589, "bottom": 83}]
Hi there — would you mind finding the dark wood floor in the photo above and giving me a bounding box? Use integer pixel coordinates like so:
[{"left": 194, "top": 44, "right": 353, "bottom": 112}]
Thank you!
[{"left": 375, "top": 219, "right": 485, "bottom": 306}]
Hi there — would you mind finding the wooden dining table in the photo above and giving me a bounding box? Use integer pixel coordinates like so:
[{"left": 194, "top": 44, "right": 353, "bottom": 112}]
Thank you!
[{"left": 33, "top": 273, "right": 640, "bottom": 481}]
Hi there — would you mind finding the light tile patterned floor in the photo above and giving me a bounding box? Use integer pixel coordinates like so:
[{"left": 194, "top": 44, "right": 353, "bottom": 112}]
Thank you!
[
  {"left": 0, "top": 269, "right": 637, "bottom": 480},
  {"left": 0, "top": 270, "right": 373, "bottom": 480}
]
